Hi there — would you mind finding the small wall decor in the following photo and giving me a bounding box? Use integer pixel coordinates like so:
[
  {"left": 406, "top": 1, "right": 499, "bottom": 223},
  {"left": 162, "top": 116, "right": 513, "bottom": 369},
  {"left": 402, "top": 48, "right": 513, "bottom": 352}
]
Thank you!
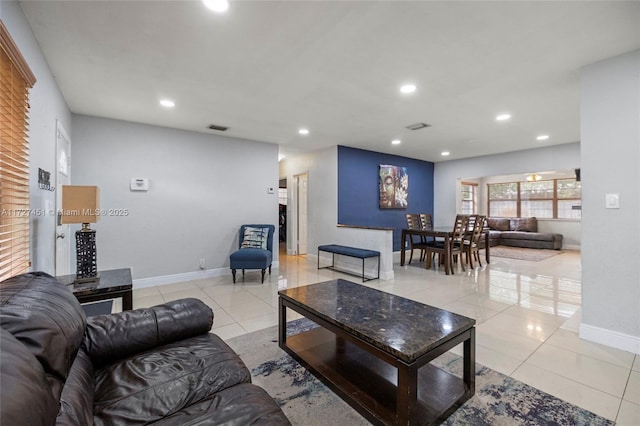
[
  {"left": 38, "top": 168, "right": 55, "bottom": 191},
  {"left": 379, "top": 164, "right": 408, "bottom": 208}
]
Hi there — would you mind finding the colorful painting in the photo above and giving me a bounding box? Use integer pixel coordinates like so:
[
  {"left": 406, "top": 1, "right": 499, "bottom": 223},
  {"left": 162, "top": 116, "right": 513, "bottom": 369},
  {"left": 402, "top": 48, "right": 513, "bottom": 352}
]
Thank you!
[{"left": 379, "top": 165, "right": 408, "bottom": 209}]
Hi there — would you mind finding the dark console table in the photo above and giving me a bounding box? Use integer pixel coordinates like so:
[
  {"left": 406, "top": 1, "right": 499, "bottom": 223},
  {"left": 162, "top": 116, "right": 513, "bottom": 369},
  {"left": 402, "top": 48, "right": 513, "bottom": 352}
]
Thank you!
[{"left": 57, "top": 268, "right": 133, "bottom": 311}]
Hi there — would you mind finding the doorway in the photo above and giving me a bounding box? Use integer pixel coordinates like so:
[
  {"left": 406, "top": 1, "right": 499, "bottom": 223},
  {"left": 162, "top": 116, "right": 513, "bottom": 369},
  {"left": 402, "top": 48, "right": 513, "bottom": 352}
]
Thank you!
[
  {"left": 55, "top": 121, "right": 71, "bottom": 276},
  {"left": 279, "top": 178, "right": 287, "bottom": 255},
  {"left": 290, "top": 172, "right": 308, "bottom": 255}
]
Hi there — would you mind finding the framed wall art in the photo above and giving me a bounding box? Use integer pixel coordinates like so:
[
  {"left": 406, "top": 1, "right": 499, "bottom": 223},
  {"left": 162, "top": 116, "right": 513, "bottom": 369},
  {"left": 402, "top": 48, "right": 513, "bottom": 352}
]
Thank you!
[{"left": 379, "top": 164, "right": 408, "bottom": 209}]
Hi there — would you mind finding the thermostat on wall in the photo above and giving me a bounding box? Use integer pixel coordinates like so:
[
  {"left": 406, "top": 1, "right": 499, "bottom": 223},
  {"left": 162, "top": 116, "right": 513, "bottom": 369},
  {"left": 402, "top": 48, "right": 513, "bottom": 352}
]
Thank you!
[{"left": 130, "top": 178, "right": 149, "bottom": 191}]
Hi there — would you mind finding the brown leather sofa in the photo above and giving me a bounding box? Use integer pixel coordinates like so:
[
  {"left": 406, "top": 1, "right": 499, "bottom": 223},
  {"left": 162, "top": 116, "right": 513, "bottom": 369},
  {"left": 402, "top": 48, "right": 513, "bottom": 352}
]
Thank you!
[{"left": 0, "top": 272, "right": 290, "bottom": 426}]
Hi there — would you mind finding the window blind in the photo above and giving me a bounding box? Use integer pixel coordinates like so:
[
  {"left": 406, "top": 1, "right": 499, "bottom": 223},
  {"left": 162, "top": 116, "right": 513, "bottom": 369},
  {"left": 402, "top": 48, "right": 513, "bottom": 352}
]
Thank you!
[{"left": 0, "top": 21, "right": 36, "bottom": 282}]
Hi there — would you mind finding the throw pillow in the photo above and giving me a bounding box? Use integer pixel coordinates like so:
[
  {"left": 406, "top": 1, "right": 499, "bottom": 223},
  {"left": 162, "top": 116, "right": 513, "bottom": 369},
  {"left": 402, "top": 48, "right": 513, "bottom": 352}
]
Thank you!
[{"left": 241, "top": 227, "right": 268, "bottom": 250}]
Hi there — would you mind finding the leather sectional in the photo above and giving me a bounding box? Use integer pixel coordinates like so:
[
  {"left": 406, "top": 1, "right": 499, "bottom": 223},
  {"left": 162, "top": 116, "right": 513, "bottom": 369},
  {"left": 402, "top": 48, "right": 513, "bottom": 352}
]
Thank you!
[
  {"left": 482, "top": 217, "right": 563, "bottom": 250},
  {"left": 0, "top": 272, "right": 290, "bottom": 425}
]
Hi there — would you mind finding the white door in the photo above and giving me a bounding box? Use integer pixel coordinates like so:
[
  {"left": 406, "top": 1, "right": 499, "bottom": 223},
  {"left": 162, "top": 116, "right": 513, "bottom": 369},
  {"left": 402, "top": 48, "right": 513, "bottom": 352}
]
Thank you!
[
  {"left": 55, "top": 121, "right": 71, "bottom": 276},
  {"left": 296, "top": 172, "right": 308, "bottom": 255}
]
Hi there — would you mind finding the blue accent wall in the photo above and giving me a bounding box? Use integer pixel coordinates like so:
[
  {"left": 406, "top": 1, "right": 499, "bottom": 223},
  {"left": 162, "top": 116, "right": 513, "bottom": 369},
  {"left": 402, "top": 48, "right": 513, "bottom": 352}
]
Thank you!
[{"left": 337, "top": 146, "right": 435, "bottom": 251}]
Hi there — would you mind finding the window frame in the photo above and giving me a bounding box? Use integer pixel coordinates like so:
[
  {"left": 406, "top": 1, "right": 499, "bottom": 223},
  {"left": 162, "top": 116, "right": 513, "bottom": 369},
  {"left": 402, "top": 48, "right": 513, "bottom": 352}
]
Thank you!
[
  {"left": 487, "top": 177, "right": 581, "bottom": 219},
  {"left": 460, "top": 181, "right": 478, "bottom": 215}
]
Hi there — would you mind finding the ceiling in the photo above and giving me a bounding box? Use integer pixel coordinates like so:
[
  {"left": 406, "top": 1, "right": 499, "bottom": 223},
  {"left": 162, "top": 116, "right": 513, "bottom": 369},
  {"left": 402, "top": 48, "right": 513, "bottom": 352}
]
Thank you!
[{"left": 19, "top": 1, "right": 640, "bottom": 163}]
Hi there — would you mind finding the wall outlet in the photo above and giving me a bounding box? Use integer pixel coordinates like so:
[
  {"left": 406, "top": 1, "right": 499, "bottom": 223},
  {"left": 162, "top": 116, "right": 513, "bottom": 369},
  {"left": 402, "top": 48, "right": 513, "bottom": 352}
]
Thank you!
[{"left": 199, "top": 258, "right": 206, "bottom": 270}]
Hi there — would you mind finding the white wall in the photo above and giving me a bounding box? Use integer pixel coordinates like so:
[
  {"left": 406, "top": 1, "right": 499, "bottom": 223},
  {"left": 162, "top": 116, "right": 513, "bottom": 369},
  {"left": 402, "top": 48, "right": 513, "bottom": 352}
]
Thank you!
[
  {"left": 72, "top": 115, "right": 279, "bottom": 281},
  {"left": 434, "top": 143, "right": 581, "bottom": 247},
  {"left": 580, "top": 49, "right": 640, "bottom": 353},
  {"left": 279, "top": 147, "right": 337, "bottom": 258},
  {"left": 2, "top": 1, "right": 72, "bottom": 274}
]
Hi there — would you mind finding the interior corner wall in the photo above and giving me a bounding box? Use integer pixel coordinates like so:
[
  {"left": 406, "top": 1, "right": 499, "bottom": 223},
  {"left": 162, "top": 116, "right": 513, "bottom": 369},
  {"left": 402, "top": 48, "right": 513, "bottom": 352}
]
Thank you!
[
  {"left": 279, "top": 146, "right": 338, "bottom": 256},
  {"left": 2, "top": 1, "right": 72, "bottom": 275},
  {"left": 337, "top": 146, "right": 434, "bottom": 251},
  {"left": 71, "top": 115, "right": 279, "bottom": 280},
  {"left": 580, "top": 49, "right": 640, "bottom": 351}
]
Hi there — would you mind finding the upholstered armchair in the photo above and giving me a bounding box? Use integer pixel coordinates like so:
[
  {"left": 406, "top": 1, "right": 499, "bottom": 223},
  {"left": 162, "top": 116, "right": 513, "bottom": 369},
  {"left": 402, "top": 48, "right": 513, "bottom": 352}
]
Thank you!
[{"left": 229, "top": 224, "right": 275, "bottom": 284}]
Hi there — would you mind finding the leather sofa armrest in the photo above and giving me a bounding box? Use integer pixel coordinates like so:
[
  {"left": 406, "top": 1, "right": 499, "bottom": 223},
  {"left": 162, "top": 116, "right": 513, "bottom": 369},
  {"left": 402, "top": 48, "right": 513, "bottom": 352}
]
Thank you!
[{"left": 82, "top": 298, "right": 213, "bottom": 369}]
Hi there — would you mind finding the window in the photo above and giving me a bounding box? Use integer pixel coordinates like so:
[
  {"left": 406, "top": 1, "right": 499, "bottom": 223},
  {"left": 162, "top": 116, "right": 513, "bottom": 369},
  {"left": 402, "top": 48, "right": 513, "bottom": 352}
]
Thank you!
[
  {"left": 278, "top": 187, "right": 287, "bottom": 205},
  {"left": 460, "top": 182, "right": 477, "bottom": 214},
  {"left": 557, "top": 178, "right": 582, "bottom": 219},
  {"left": 520, "top": 180, "right": 554, "bottom": 218},
  {"left": 488, "top": 182, "right": 518, "bottom": 217},
  {"left": 1, "top": 21, "right": 36, "bottom": 282},
  {"left": 488, "top": 178, "right": 581, "bottom": 219}
]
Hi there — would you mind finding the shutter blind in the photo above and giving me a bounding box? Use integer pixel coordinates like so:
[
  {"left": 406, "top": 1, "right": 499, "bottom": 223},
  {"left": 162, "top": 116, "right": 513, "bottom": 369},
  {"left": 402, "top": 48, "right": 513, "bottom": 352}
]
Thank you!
[{"left": 0, "top": 21, "right": 36, "bottom": 282}]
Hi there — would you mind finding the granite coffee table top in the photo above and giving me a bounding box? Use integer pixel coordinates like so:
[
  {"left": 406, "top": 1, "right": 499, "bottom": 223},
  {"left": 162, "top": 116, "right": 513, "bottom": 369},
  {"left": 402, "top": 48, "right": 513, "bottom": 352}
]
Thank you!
[{"left": 279, "top": 279, "right": 475, "bottom": 363}]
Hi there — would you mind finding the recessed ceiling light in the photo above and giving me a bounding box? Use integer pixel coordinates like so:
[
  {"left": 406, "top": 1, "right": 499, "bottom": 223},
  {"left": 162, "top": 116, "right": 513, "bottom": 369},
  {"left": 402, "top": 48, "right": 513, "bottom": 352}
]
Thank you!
[
  {"left": 160, "top": 99, "right": 175, "bottom": 108},
  {"left": 536, "top": 135, "right": 549, "bottom": 141},
  {"left": 400, "top": 84, "right": 417, "bottom": 94},
  {"left": 495, "top": 114, "right": 511, "bottom": 121},
  {"left": 441, "top": 151, "right": 450, "bottom": 156},
  {"left": 298, "top": 128, "right": 309, "bottom": 135},
  {"left": 391, "top": 139, "right": 401, "bottom": 145},
  {"left": 203, "top": 0, "right": 229, "bottom": 13}
]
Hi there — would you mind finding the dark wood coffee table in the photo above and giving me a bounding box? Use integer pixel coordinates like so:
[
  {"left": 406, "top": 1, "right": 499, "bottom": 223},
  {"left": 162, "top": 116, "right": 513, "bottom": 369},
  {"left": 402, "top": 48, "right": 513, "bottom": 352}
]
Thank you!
[
  {"left": 278, "top": 279, "right": 475, "bottom": 426},
  {"left": 56, "top": 268, "right": 133, "bottom": 311}
]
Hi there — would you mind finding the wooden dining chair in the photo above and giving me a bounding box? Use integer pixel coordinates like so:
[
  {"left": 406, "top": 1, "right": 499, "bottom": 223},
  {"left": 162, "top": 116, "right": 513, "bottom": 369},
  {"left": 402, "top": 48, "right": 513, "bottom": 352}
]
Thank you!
[
  {"left": 419, "top": 213, "right": 433, "bottom": 231},
  {"left": 463, "top": 214, "right": 486, "bottom": 268},
  {"left": 405, "top": 214, "right": 428, "bottom": 264},
  {"left": 425, "top": 215, "right": 469, "bottom": 274}
]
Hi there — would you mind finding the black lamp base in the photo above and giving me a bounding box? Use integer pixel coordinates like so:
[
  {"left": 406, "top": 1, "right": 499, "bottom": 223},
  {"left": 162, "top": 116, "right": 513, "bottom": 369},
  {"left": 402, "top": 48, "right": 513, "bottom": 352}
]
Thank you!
[{"left": 75, "top": 226, "right": 98, "bottom": 283}]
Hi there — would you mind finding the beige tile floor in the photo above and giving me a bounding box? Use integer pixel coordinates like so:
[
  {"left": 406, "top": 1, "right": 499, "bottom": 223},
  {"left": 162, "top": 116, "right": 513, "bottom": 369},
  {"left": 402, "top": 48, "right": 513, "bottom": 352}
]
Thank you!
[{"left": 131, "top": 249, "right": 639, "bottom": 424}]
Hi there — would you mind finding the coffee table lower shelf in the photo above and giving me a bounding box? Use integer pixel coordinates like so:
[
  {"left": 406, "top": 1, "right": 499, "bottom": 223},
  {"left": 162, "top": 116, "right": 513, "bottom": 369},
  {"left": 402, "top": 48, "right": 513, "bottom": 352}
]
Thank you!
[{"left": 280, "top": 326, "right": 472, "bottom": 425}]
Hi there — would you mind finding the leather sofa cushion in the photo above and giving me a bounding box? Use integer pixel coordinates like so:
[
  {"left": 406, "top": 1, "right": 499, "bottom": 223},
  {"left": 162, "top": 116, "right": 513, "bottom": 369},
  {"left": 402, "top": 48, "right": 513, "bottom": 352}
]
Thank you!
[
  {"left": 151, "top": 383, "right": 291, "bottom": 425},
  {"left": 500, "top": 231, "right": 559, "bottom": 242},
  {"left": 56, "top": 349, "right": 94, "bottom": 426},
  {"left": 0, "top": 272, "right": 86, "bottom": 399},
  {"left": 486, "top": 218, "right": 510, "bottom": 231},
  {"left": 0, "top": 328, "right": 59, "bottom": 426},
  {"left": 510, "top": 217, "right": 538, "bottom": 232},
  {"left": 93, "top": 333, "right": 252, "bottom": 425},
  {"left": 83, "top": 298, "right": 213, "bottom": 369}
]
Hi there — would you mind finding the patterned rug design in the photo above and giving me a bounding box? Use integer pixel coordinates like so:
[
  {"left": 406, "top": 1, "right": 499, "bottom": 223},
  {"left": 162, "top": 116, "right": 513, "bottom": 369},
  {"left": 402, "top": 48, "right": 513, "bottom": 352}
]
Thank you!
[
  {"left": 226, "top": 319, "right": 612, "bottom": 426},
  {"left": 490, "top": 245, "right": 562, "bottom": 262}
]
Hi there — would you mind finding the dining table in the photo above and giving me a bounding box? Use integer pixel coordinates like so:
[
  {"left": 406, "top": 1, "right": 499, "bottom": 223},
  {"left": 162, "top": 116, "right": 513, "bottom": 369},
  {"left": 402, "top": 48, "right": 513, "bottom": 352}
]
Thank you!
[{"left": 400, "top": 227, "right": 490, "bottom": 275}]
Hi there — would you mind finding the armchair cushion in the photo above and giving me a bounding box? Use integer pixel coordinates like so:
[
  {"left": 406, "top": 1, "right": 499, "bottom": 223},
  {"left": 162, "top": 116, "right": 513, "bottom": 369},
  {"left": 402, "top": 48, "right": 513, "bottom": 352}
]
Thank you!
[
  {"left": 83, "top": 298, "right": 213, "bottom": 369},
  {"left": 0, "top": 328, "right": 59, "bottom": 426},
  {"left": 93, "top": 333, "right": 252, "bottom": 425},
  {"left": 0, "top": 271, "right": 86, "bottom": 399}
]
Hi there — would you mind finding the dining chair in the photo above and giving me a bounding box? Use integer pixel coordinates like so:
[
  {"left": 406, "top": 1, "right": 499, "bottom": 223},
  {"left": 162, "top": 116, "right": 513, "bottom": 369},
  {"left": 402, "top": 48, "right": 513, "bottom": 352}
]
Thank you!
[
  {"left": 419, "top": 213, "right": 433, "bottom": 231},
  {"left": 405, "top": 214, "right": 428, "bottom": 264},
  {"left": 463, "top": 214, "right": 486, "bottom": 268},
  {"left": 425, "top": 214, "right": 469, "bottom": 274}
]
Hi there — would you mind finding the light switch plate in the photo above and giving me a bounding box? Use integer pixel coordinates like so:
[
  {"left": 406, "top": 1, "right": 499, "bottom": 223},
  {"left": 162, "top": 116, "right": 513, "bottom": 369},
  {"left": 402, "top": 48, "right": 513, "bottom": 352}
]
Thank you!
[
  {"left": 267, "top": 187, "right": 275, "bottom": 194},
  {"left": 605, "top": 193, "right": 619, "bottom": 209}
]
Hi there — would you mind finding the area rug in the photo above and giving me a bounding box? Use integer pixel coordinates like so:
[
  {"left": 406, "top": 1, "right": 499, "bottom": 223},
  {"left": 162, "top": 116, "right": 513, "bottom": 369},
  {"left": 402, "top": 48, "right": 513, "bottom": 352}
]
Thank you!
[
  {"left": 226, "top": 319, "right": 611, "bottom": 426},
  {"left": 490, "top": 245, "right": 562, "bottom": 262}
]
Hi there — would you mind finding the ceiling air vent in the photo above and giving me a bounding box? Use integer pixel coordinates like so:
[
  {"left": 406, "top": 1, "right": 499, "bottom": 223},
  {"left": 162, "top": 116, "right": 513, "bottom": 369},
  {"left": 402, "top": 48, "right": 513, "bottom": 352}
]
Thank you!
[
  {"left": 207, "top": 124, "right": 229, "bottom": 131},
  {"left": 406, "top": 122, "right": 431, "bottom": 131}
]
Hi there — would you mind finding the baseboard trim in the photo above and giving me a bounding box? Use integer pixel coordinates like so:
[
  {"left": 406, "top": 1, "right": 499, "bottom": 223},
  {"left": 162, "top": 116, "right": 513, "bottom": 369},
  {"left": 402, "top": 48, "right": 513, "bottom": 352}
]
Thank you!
[
  {"left": 579, "top": 323, "right": 640, "bottom": 355},
  {"left": 133, "top": 261, "right": 280, "bottom": 289}
]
